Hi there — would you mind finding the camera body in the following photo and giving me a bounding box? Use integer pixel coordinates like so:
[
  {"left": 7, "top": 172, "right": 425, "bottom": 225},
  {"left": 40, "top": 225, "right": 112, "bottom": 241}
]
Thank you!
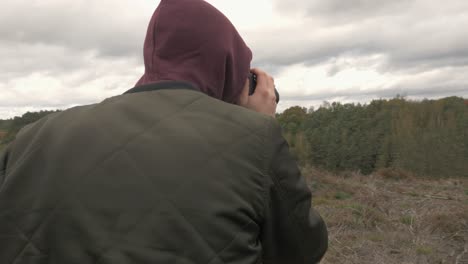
[{"left": 249, "top": 73, "right": 280, "bottom": 103}]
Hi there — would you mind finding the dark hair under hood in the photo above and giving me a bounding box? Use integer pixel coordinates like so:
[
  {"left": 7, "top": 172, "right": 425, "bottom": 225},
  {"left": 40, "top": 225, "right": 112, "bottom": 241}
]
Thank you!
[{"left": 136, "top": 0, "right": 253, "bottom": 104}]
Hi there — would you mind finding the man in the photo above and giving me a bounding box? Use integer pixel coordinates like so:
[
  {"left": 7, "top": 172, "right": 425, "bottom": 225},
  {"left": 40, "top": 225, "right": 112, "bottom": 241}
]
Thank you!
[{"left": 0, "top": 0, "right": 328, "bottom": 263}]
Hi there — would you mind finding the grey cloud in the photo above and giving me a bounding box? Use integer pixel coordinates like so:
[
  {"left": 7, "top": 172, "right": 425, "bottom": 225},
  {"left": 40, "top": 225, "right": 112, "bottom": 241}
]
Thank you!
[
  {"left": 249, "top": 20, "right": 468, "bottom": 74},
  {"left": 0, "top": 0, "right": 153, "bottom": 59},
  {"left": 273, "top": 0, "right": 468, "bottom": 24},
  {"left": 0, "top": 42, "right": 142, "bottom": 87},
  {"left": 276, "top": 63, "right": 468, "bottom": 107},
  {"left": 274, "top": 0, "right": 411, "bottom": 24},
  {"left": 0, "top": 42, "right": 88, "bottom": 80},
  {"left": 0, "top": 0, "right": 151, "bottom": 118},
  {"left": 0, "top": 0, "right": 151, "bottom": 89},
  {"left": 249, "top": 0, "right": 468, "bottom": 75},
  {"left": 0, "top": 52, "right": 143, "bottom": 111}
]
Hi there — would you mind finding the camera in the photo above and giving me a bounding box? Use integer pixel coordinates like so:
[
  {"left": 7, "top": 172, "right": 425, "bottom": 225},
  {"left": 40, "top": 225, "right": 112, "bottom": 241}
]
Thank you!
[{"left": 249, "top": 72, "right": 280, "bottom": 103}]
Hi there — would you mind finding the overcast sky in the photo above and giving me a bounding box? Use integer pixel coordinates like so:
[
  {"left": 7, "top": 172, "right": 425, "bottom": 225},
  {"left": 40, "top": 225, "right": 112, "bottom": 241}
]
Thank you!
[{"left": 1, "top": 0, "right": 467, "bottom": 118}]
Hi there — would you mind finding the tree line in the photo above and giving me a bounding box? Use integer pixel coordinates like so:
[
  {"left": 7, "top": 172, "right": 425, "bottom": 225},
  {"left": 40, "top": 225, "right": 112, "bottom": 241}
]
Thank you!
[
  {"left": 276, "top": 96, "right": 468, "bottom": 178},
  {"left": 1, "top": 97, "right": 467, "bottom": 177}
]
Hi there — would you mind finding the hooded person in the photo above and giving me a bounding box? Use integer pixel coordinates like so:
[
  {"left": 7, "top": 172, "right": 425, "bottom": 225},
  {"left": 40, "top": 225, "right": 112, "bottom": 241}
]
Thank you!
[
  {"left": 0, "top": 0, "right": 328, "bottom": 263},
  {"left": 134, "top": 0, "right": 252, "bottom": 104}
]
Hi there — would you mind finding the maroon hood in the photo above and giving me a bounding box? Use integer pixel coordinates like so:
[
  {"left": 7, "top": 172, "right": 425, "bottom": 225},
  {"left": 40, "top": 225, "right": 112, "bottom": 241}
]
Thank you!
[{"left": 136, "top": 0, "right": 253, "bottom": 104}]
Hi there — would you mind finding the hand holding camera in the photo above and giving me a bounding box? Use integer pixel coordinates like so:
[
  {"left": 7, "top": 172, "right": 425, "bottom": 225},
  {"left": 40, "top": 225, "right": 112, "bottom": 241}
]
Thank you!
[
  {"left": 238, "top": 68, "right": 278, "bottom": 118},
  {"left": 249, "top": 72, "right": 279, "bottom": 104}
]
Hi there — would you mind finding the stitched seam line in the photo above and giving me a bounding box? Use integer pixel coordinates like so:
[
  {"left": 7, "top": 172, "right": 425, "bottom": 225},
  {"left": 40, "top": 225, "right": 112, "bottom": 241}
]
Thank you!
[
  {"left": 0, "top": 144, "right": 41, "bottom": 194},
  {"left": 3, "top": 116, "right": 50, "bottom": 176},
  {"left": 6, "top": 214, "right": 46, "bottom": 256},
  {"left": 206, "top": 220, "right": 256, "bottom": 264}
]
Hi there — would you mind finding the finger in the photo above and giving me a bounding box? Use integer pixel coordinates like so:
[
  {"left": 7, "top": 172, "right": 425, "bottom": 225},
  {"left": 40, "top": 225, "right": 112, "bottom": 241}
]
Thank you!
[
  {"left": 268, "top": 76, "right": 274, "bottom": 90},
  {"left": 251, "top": 68, "right": 273, "bottom": 96},
  {"left": 267, "top": 76, "right": 276, "bottom": 98}
]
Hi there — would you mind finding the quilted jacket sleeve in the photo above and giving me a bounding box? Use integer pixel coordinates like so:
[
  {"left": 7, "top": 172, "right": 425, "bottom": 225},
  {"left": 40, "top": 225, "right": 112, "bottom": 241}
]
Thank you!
[
  {"left": 0, "top": 144, "right": 9, "bottom": 187},
  {"left": 261, "top": 120, "right": 328, "bottom": 264}
]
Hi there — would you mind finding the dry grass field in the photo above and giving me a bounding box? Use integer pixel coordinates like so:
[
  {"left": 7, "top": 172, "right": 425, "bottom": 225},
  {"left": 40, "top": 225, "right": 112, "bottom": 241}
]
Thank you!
[{"left": 303, "top": 167, "right": 468, "bottom": 264}]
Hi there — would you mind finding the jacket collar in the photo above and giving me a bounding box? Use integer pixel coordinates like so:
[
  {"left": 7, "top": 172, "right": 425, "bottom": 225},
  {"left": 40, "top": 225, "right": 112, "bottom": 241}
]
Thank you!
[{"left": 124, "top": 81, "right": 200, "bottom": 95}]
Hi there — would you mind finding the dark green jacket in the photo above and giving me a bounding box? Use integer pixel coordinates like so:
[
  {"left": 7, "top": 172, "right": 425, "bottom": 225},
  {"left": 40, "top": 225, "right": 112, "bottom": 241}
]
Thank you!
[{"left": 0, "top": 83, "right": 327, "bottom": 264}]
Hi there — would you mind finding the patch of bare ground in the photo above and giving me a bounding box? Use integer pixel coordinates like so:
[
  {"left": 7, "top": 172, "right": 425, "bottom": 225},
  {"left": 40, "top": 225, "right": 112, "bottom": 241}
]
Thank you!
[{"left": 303, "top": 167, "right": 468, "bottom": 264}]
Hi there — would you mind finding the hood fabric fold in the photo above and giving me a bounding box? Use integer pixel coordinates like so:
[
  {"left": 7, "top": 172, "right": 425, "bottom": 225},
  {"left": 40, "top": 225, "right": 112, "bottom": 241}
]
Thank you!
[{"left": 136, "top": 0, "right": 253, "bottom": 104}]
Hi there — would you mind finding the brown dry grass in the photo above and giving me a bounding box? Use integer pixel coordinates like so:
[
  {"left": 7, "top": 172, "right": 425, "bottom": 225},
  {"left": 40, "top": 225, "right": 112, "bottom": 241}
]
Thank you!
[{"left": 303, "top": 167, "right": 468, "bottom": 264}]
